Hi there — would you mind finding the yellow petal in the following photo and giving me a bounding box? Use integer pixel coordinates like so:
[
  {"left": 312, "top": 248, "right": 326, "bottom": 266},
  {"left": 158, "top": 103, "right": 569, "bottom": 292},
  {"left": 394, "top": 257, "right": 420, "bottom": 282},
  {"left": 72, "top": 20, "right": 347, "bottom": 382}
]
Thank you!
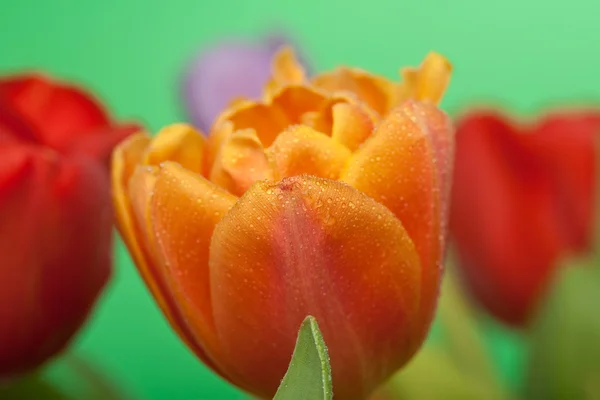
[
  {"left": 312, "top": 67, "right": 396, "bottom": 117},
  {"left": 142, "top": 123, "right": 205, "bottom": 173},
  {"left": 227, "top": 96, "right": 252, "bottom": 109},
  {"left": 272, "top": 46, "right": 306, "bottom": 84},
  {"left": 150, "top": 161, "right": 238, "bottom": 374},
  {"left": 399, "top": 52, "right": 452, "bottom": 104},
  {"left": 209, "top": 175, "right": 421, "bottom": 399},
  {"left": 266, "top": 125, "right": 351, "bottom": 181},
  {"left": 263, "top": 46, "right": 306, "bottom": 99},
  {"left": 299, "top": 92, "right": 378, "bottom": 146},
  {"left": 210, "top": 129, "right": 274, "bottom": 196},
  {"left": 330, "top": 102, "right": 376, "bottom": 151},
  {"left": 206, "top": 120, "right": 234, "bottom": 175},
  {"left": 270, "top": 85, "right": 328, "bottom": 123},
  {"left": 221, "top": 102, "right": 290, "bottom": 147}
]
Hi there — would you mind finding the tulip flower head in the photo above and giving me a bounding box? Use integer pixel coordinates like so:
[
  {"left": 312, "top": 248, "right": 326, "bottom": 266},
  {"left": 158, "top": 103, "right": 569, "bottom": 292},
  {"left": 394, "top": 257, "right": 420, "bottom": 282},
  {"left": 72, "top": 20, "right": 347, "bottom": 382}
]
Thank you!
[
  {"left": 113, "top": 48, "right": 453, "bottom": 399},
  {"left": 451, "top": 110, "right": 600, "bottom": 326},
  {"left": 0, "top": 74, "right": 140, "bottom": 377}
]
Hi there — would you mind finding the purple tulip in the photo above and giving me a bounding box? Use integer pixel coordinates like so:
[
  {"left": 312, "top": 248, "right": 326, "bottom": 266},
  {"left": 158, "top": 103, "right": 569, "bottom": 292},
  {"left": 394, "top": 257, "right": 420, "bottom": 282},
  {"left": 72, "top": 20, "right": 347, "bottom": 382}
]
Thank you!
[{"left": 181, "top": 34, "right": 308, "bottom": 133}]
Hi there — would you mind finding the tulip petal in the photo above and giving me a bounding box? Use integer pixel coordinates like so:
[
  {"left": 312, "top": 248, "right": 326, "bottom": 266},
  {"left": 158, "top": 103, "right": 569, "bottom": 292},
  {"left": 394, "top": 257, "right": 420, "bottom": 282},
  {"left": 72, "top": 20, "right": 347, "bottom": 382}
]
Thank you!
[
  {"left": 266, "top": 125, "right": 351, "bottom": 181},
  {"left": 0, "top": 74, "right": 110, "bottom": 149},
  {"left": 127, "top": 166, "right": 224, "bottom": 370},
  {"left": 270, "top": 85, "right": 327, "bottom": 123},
  {"left": 112, "top": 134, "right": 153, "bottom": 288},
  {"left": 271, "top": 46, "right": 306, "bottom": 85},
  {"left": 210, "top": 128, "right": 273, "bottom": 196},
  {"left": 65, "top": 123, "right": 141, "bottom": 166},
  {"left": 142, "top": 123, "right": 206, "bottom": 174},
  {"left": 112, "top": 135, "right": 218, "bottom": 366},
  {"left": 0, "top": 99, "right": 38, "bottom": 142},
  {"left": 222, "top": 102, "right": 290, "bottom": 147},
  {"left": 150, "top": 162, "right": 238, "bottom": 374},
  {"left": 112, "top": 134, "right": 156, "bottom": 294},
  {"left": 399, "top": 52, "right": 452, "bottom": 105},
  {"left": 0, "top": 144, "right": 111, "bottom": 375},
  {"left": 330, "top": 102, "right": 376, "bottom": 151},
  {"left": 341, "top": 100, "right": 453, "bottom": 344},
  {"left": 264, "top": 47, "right": 306, "bottom": 98},
  {"left": 450, "top": 112, "right": 590, "bottom": 325},
  {"left": 272, "top": 46, "right": 306, "bottom": 85},
  {"left": 127, "top": 165, "right": 159, "bottom": 252},
  {"left": 209, "top": 176, "right": 421, "bottom": 399},
  {"left": 182, "top": 41, "right": 276, "bottom": 132},
  {"left": 298, "top": 93, "right": 378, "bottom": 147},
  {"left": 312, "top": 68, "right": 396, "bottom": 117},
  {"left": 531, "top": 112, "right": 600, "bottom": 250},
  {"left": 206, "top": 120, "right": 234, "bottom": 175}
]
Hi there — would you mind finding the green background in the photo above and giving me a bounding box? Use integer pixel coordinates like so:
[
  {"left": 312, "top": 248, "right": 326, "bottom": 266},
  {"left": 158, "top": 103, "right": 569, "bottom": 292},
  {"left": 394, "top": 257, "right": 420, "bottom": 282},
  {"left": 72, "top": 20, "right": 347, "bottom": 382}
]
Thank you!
[{"left": 1, "top": 0, "right": 599, "bottom": 398}]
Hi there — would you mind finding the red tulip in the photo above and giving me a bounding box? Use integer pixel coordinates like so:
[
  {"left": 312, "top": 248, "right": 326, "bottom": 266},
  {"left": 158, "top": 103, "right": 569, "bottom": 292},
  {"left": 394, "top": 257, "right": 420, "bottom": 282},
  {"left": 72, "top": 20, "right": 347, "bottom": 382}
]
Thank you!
[
  {"left": 0, "top": 74, "right": 140, "bottom": 377},
  {"left": 450, "top": 109, "right": 600, "bottom": 326}
]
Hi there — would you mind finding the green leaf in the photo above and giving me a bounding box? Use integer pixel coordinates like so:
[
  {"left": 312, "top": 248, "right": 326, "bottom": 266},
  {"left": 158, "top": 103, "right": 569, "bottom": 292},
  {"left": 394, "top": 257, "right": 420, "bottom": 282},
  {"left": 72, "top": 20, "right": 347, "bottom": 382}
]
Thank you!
[
  {"left": 0, "top": 373, "right": 74, "bottom": 400},
  {"left": 373, "top": 344, "right": 513, "bottom": 400},
  {"left": 60, "top": 354, "right": 135, "bottom": 400},
  {"left": 525, "top": 262, "right": 600, "bottom": 399},
  {"left": 40, "top": 353, "right": 134, "bottom": 400},
  {"left": 437, "top": 264, "right": 500, "bottom": 387},
  {"left": 525, "top": 140, "right": 600, "bottom": 399},
  {"left": 273, "top": 316, "right": 332, "bottom": 400}
]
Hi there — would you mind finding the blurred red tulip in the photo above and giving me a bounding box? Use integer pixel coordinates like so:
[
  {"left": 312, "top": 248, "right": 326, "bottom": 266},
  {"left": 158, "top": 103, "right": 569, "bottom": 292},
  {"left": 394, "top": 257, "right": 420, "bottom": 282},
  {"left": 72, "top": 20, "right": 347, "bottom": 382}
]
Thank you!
[
  {"left": 0, "top": 73, "right": 140, "bottom": 377},
  {"left": 450, "top": 109, "right": 600, "bottom": 326}
]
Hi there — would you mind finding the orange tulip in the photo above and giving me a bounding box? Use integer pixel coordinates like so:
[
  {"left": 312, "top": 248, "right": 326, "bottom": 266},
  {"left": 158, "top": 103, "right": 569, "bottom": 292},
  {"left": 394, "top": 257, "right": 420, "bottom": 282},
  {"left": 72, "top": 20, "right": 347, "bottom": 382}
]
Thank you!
[{"left": 112, "top": 48, "right": 454, "bottom": 399}]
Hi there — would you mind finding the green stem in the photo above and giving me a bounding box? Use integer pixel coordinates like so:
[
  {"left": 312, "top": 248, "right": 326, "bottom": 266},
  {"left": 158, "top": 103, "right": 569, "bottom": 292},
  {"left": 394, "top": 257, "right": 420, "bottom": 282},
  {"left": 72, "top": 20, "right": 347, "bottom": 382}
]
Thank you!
[{"left": 437, "top": 258, "right": 511, "bottom": 397}]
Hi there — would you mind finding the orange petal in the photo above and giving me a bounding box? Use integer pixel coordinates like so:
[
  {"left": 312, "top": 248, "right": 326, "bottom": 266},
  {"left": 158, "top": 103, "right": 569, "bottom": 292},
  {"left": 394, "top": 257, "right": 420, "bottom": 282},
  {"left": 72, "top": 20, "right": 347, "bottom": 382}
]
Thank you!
[
  {"left": 263, "top": 46, "right": 306, "bottom": 98},
  {"left": 415, "top": 101, "right": 455, "bottom": 231},
  {"left": 112, "top": 134, "right": 156, "bottom": 295},
  {"left": 149, "top": 162, "right": 240, "bottom": 379},
  {"left": 312, "top": 68, "right": 396, "bottom": 117},
  {"left": 210, "top": 129, "right": 274, "bottom": 196},
  {"left": 299, "top": 92, "right": 378, "bottom": 142},
  {"left": 270, "top": 85, "right": 327, "bottom": 123},
  {"left": 227, "top": 96, "right": 252, "bottom": 109},
  {"left": 207, "top": 99, "right": 260, "bottom": 171},
  {"left": 266, "top": 125, "right": 351, "bottom": 181},
  {"left": 127, "top": 165, "right": 159, "bottom": 248},
  {"left": 223, "top": 102, "right": 290, "bottom": 147},
  {"left": 112, "top": 135, "right": 214, "bottom": 365},
  {"left": 341, "top": 100, "right": 453, "bottom": 349},
  {"left": 142, "top": 123, "right": 205, "bottom": 173},
  {"left": 209, "top": 176, "right": 421, "bottom": 399},
  {"left": 272, "top": 46, "right": 306, "bottom": 84},
  {"left": 206, "top": 120, "right": 234, "bottom": 175},
  {"left": 399, "top": 52, "right": 452, "bottom": 104},
  {"left": 330, "top": 102, "right": 376, "bottom": 151}
]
